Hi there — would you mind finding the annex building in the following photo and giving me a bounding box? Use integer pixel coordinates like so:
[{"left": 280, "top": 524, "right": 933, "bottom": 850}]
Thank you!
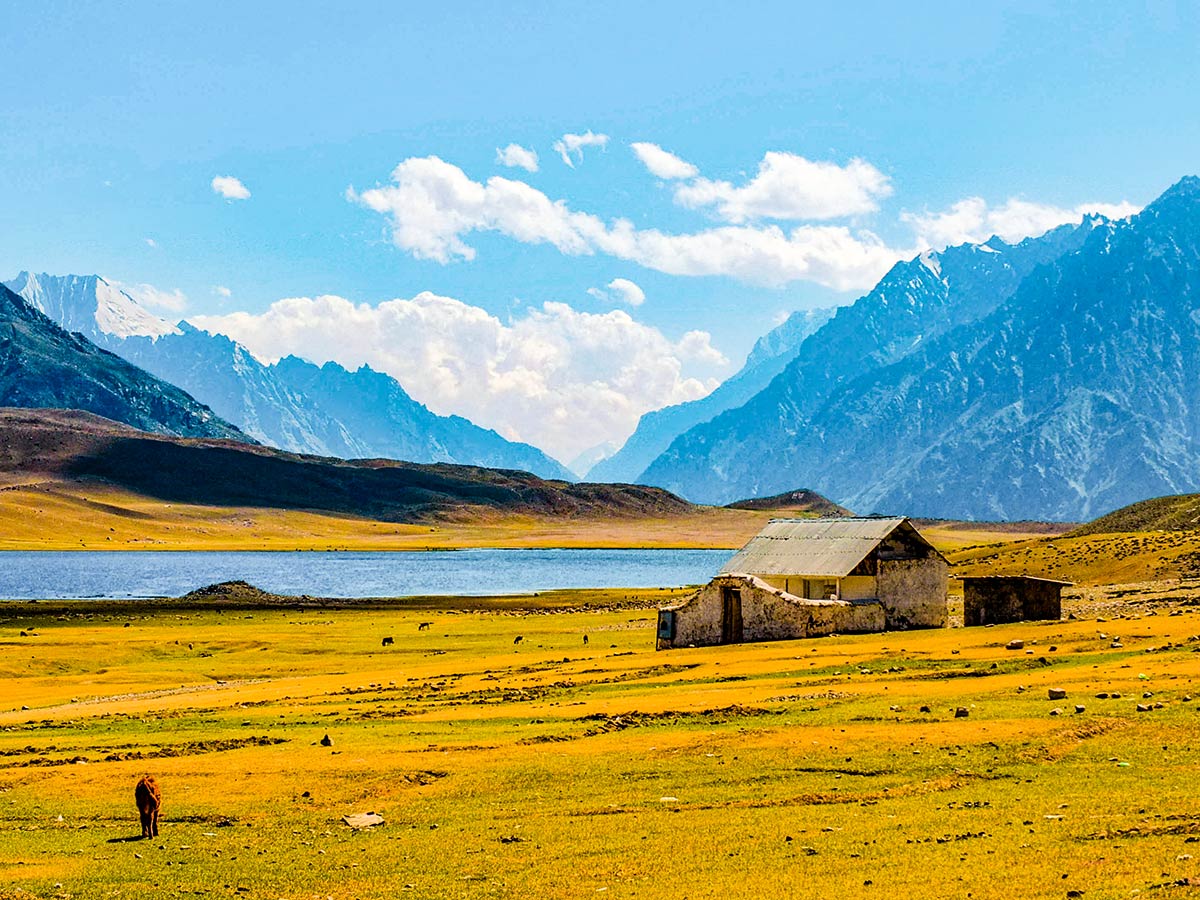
[{"left": 657, "top": 516, "right": 948, "bottom": 649}]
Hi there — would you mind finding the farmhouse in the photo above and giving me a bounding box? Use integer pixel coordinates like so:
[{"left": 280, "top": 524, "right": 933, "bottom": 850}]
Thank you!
[{"left": 657, "top": 517, "right": 948, "bottom": 649}]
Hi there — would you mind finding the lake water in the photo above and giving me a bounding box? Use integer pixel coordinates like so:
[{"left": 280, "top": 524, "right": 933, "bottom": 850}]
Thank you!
[{"left": 0, "top": 549, "right": 731, "bottom": 600}]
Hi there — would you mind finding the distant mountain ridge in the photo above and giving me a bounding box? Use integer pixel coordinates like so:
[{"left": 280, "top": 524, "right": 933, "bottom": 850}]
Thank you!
[
  {"left": 0, "top": 283, "right": 244, "bottom": 441},
  {"left": 642, "top": 178, "right": 1200, "bottom": 521},
  {"left": 5, "top": 273, "right": 573, "bottom": 480},
  {"left": 587, "top": 305, "right": 835, "bottom": 482}
]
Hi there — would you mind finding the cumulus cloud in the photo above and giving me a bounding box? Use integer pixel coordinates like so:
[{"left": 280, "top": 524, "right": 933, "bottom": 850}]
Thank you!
[
  {"left": 902, "top": 197, "right": 1141, "bottom": 248},
  {"left": 190, "top": 293, "right": 728, "bottom": 460},
  {"left": 347, "top": 156, "right": 900, "bottom": 290},
  {"left": 495, "top": 143, "right": 539, "bottom": 173},
  {"left": 631, "top": 142, "right": 699, "bottom": 180},
  {"left": 214, "top": 285, "right": 232, "bottom": 298},
  {"left": 552, "top": 130, "right": 609, "bottom": 168},
  {"left": 674, "top": 153, "right": 893, "bottom": 223},
  {"left": 587, "top": 277, "right": 646, "bottom": 307},
  {"left": 144, "top": 237, "right": 157, "bottom": 248},
  {"left": 118, "top": 282, "right": 188, "bottom": 312},
  {"left": 211, "top": 175, "right": 251, "bottom": 200}
]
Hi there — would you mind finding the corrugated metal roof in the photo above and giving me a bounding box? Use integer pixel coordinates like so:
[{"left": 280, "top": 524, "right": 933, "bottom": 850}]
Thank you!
[{"left": 720, "top": 516, "right": 908, "bottom": 577}]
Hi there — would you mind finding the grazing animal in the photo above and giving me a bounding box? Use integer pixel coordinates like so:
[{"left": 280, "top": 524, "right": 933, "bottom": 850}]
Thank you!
[
  {"left": 418, "top": 622, "right": 431, "bottom": 631},
  {"left": 134, "top": 776, "right": 161, "bottom": 838},
  {"left": 582, "top": 634, "right": 589, "bottom": 646},
  {"left": 513, "top": 635, "right": 524, "bottom": 645},
  {"left": 381, "top": 636, "right": 394, "bottom": 646}
]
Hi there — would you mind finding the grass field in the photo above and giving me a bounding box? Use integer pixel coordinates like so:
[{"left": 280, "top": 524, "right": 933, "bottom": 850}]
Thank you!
[
  {"left": 2, "top": 588, "right": 1198, "bottom": 899},
  {"left": 0, "top": 479, "right": 1074, "bottom": 552}
]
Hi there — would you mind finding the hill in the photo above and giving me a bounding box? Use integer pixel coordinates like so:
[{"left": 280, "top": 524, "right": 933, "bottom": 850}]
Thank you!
[
  {"left": 0, "top": 284, "right": 244, "bottom": 441},
  {"left": 0, "top": 408, "right": 684, "bottom": 524},
  {"left": 724, "top": 488, "right": 851, "bottom": 516},
  {"left": 1070, "top": 493, "right": 1200, "bottom": 536}
]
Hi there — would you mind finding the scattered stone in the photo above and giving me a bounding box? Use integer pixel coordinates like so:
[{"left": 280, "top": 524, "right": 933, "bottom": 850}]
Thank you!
[
  {"left": 319, "top": 734, "right": 333, "bottom": 747},
  {"left": 1049, "top": 708, "right": 1063, "bottom": 716},
  {"left": 1074, "top": 705, "right": 1086, "bottom": 714},
  {"left": 1006, "top": 640, "right": 1024, "bottom": 650},
  {"left": 343, "top": 812, "right": 384, "bottom": 829},
  {"left": 919, "top": 705, "right": 932, "bottom": 713},
  {"left": 1136, "top": 704, "right": 1152, "bottom": 713},
  {"left": 954, "top": 707, "right": 969, "bottom": 718},
  {"left": 1048, "top": 688, "right": 1067, "bottom": 700},
  {"left": 1143, "top": 691, "right": 1153, "bottom": 699},
  {"left": 1095, "top": 692, "right": 1109, "bottom": 699}
]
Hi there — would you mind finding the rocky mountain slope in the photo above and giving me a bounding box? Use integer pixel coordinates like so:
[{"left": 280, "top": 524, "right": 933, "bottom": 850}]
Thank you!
[
  {"left": 4, "top": 273, "right": 572, "bottom": 479},
  {"left": 645, "top": 177, "right": 1200, "bottom": 521},
  {"left": 0, "top": 284, "right": 244, "bottom": 441}
]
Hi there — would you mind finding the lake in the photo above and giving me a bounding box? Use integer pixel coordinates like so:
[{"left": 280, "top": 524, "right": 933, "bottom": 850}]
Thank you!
[{"left": 0, "top": 549, "right": 731, "bottom": 600}]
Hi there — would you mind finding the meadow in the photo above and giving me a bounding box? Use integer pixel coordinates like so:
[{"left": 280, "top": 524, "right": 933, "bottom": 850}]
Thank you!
[{"left": 1, "top": 586, "right": 1198, "bottom": 899}]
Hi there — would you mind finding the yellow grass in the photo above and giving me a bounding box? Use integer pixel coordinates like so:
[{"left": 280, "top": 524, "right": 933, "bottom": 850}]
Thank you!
[
  {"left": 1, "top": 588, "right": 1198, "bottom": 899},
  {"left": 0, "top": 479, "right": 1074, "bottom": 553},
  {"left": 0, "top": 481, "right": 765, "bottom": 551}
]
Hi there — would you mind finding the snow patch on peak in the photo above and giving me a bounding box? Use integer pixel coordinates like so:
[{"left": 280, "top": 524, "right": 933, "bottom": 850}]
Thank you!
[
  {"left": 95, "top": 278, "right": 181, "bottom": 339},
  {"left": 918, "top": 251, "right": 942, "bottom": 277}
]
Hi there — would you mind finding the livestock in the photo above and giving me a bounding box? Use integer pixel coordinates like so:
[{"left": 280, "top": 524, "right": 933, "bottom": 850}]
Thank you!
[
  {"left": 513, "top": 635, "right": 524, "bottom": 645},
  {"left": 418, "top": 622, "right": 431, "bottom": 631},
  {"left": 582, "top": 634, "right": 589, "bottom": 646},
  {"left": 381, "top": 636, "right": 394, "bottom": 647},
  {"left": 134, "top": 775, "right": 161, "bottom": 838}
]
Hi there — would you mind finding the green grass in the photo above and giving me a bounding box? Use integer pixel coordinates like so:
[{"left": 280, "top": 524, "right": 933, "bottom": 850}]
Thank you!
[{"left": 1, "top": 590, "right": 1199, "bottom": 899}]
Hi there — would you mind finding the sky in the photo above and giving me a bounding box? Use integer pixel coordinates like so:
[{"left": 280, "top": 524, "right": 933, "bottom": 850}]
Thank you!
[{"left": 1, "top": 1, "right": 1197, "bottom": 463}]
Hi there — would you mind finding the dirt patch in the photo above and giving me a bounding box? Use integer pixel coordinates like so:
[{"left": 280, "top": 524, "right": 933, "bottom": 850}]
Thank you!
[{"left": 1, "top": 735, "right": 287, "bottom": 768}]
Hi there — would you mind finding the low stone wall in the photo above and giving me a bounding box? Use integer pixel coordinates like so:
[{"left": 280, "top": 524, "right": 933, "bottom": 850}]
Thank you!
[{"left": 657, "top": 573, "right": 883, "bottom": 650}]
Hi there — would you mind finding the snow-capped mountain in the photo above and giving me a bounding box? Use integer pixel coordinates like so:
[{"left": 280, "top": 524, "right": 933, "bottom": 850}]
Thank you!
[
  {"left": 6, "top": 272, "right": 180, "bottom": 341},
  {"left": 0, "top": 283, "right": 244, "bottom": 441},
  {"left": 4, "top": 273, "right": 573, "bottom": 480}
]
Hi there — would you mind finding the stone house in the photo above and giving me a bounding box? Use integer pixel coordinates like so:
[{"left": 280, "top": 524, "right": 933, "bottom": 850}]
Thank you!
[{"left": 657, "top": 517, "right": 948, "bottom": 649}]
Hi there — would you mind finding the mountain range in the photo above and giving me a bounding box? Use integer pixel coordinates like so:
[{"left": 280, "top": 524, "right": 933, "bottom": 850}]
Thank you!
[
  {"left": 0, "top": 282, "right": 244, "bottom": 441},
  {"left": 4, "top": 273, "right": 572, "bottom": 480},
  {"left": 635, "top": 177, "right": 1200, "bottom": 521},
  {"left": 586, "top": 306, "right": 833, "bottom": 482}
]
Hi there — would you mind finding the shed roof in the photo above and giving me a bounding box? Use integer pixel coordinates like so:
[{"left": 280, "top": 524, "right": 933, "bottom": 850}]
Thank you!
[
  {"left": 957, "top": 575, "right": 1074, "bottom": 586},
  {"left": 720, "top": 516, "right": 927, "bottom": 577}
]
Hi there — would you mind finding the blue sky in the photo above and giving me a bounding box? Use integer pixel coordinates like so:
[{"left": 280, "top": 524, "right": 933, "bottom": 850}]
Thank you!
[{"left": 1, "top": 1, "right": 1196, "bottom": 461}]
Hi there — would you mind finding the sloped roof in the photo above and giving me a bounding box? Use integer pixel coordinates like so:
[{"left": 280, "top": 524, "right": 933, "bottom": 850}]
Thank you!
[{"left": 720, "top": 516, "right": 916, "bottom": 577}]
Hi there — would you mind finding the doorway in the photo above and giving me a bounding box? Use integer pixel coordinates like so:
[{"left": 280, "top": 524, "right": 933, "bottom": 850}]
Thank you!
[{"left": 720, "top": 587, "right": 743, "bottom": 644}]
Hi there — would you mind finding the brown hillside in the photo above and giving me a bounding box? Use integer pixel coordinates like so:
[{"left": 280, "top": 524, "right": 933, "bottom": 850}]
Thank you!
[
  {"left": 724, "top": 488, "right": 851, "bottom": 517},
  {"left": 1070, "top": 492, "right": 1200, "bottom": 535},
  {"left": 0, "top": 408, "right": 694, "bottom": 523}
]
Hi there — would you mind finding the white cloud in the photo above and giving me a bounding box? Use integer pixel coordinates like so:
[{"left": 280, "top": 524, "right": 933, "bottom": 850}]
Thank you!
[
  {"left": 190, "top": 293, "right": 727, "bottom": 461},
  {"left": 587, "top": 277, "right": 646, "bottom": 307},
  {"left": 348, "top": 156, "right": 901, "bottom": 290},
  {"left": 673, "top": 152, "right": 893, "bottom": 222},
  {"left": 119, "top": 282, "right": 188, "bottom": 312},
  {"left": 552, "top": 130, "right": 609, "bottom": 168},
  {"left": 495, "top": 143, "right": 539, "bottom": 173},
  {"left": 214, "top": 285, "right": 232, "bottom": 298},
  {"left": 902, "top": 197, "right": 1142, "bottom": 248},
  {"left": 631, "top": 142, "right": 698, "bottom": 180},
  {"left": 144, "top": 238, "right": 157, "bottom": 248},
  {"left": 211, "top": 175, "right": 251, "bottom": 200}
]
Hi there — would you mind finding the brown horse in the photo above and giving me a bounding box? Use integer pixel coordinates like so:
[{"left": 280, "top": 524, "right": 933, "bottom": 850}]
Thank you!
[{"left": 134, "top": 775, "right": 161, "bottom": 838}]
